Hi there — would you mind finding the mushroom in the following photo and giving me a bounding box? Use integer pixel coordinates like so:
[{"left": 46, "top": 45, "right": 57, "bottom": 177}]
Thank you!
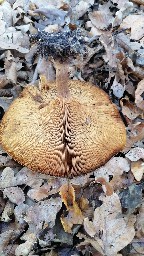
[{"left": 0, "top": 30, "right": 126, "bottom": 178}]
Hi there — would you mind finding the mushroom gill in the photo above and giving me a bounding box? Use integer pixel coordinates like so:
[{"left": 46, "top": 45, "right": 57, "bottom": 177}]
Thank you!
[
  {"left": 0, "top": 79, "right": 126, "bottom": 177},
  {"left": 0, "top": 30, "right": 126, "bottom": 177}
]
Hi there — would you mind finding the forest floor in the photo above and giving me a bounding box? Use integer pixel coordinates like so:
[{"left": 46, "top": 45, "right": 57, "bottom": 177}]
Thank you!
[{"left": 0, "top": 0, "right": 144, "bottom": 256}]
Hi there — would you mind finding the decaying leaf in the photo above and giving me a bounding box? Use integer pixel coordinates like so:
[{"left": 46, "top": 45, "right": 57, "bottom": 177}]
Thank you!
[
  {"left": 135, "top": 203, "right": 144, "bottom": 238},
  {"left": 84, "top": 193, "right": 136, "bottom": 255},
  {"left": 124, "top": 123, "right": 144, "bottom": 152},
  {"left": 120, "top": 98, "right": 142, "bottom": 121},
  {"left": 3, "top": 186, "right": 25, "bottom": 205},
  {"left": 15, "top": 233, "right": 37, "bottom": 256},
  {"left": 25, "top": 197, "right": 62, "bottom": 230},
  {"left": 111, "top": 78, "right": 125, "bottom": 98},
  {"left": 89, "top": 10, "right": 113, "bottom": 30},
  {"left": 126, "top": 147, "right": 144, "bottom": 161},
  {"left": 95, "top": 177, "right": 114, "bottom": 196},
  {"left": 119, "top": 183, "right": 143, "bottom": 213},
  {"left": 120, "top": 15, "right": 144, "bottom": 40},
  {"left": 0, "top": 0, "right": 143, "bottom": 254},
  {"left": 60, "top": 184, "right": 84, "bottom": 233},
  {"left": 0, "top": 167, "right": 15, "bottom": 188},
  {"left": 94, "top": 157, "right": 130, "bottom": 182},
  {"left": 135, "top": 79, "right": 144, "bottom": 110},
  {"left": 1, "top": 201, "right": 14, "bottom": 222},
  {"left": 131, "top": 160, "right": 144, "bottom": 181}
]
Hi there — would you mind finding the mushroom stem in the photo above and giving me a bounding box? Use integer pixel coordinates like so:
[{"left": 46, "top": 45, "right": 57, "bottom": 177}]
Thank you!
[{"left": 54, "top": 60, "right": 70, "bottom": 98}]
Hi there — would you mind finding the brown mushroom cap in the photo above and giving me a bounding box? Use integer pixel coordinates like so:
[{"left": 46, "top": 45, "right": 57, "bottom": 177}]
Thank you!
[{"left": 0, "top": 80, "right": 126, "bottom": 177}]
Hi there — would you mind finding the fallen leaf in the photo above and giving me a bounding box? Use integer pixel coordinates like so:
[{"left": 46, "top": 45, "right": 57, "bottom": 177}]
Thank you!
[
  {"left": 89, "top": 10, "right": 113, "bottom": 30},
  {"left": 135, "top": 203, "right": 144, "bottom": 238},
  {"left": 94, "top": 157, "right": 130, "bottom": 182},
  {"left": 123, "top": 123, "right": 144, "bottom": 152},
  {"left": 25, "top": 197, "right": 62, "bottom": 230},
  {"left": 3, "top": 186, "right": 25, "bottom": 205},
  {"left": 120, "top": 15, "right": 144, "bottom": 40},
  {"left": 119, "top": 183, "right": 143, "bottom": 213},
  {"left": 84, "top": 193, "right": 136, "bottom": 255},
  {"left": 4, "top": 50, "right": 17, "bottom": 84},
  {"left": 27, "top": 183, "right": 50, "bottom": 201},
  {"left": 135, "top": 79, "right": 144, "bottom": 110},
  {"left": 131, "top": 0, "right": 144, "bottom": 5},
  {"left": 126, "top": 147, "right": 144, "bottom": 161},
  {"left": 60, "top": 184, "right": 84, "bottom": 233},
  {"left": 75, "top": 1, "right": 91, "bottom": 19},
  {"left": 111, "top": 0, "right": 131, "bottom": 9},
  {"left": 131, "top": 160, "right": 144, "bottom": 181},
  {"left": 15, "top": 233, "right": 37, "bottom": 256},
  {"left": 120, "top": 98, "right": 142, "bottom": 121},
  {"left": 111, "top": 78, "right": 125, "bottom": 98},
  {"left": 14, "top": 203, "right": 29, "bottom": 225},
  {"left": 0, "top": 167, "right": 15, "bottom": 188},
  {"left": 95, "top": 177, "right": 114, "bottom": 196},
  {"left": 1, "top": 201, "right": 14, "bottom": 222}
]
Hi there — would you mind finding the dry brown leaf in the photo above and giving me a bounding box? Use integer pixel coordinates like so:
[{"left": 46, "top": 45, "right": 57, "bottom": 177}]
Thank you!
[
  {"left": 0, "top": 1, "right": 13, "bottom": 27},
  {"left": 77, "top": 233, "right": 104, "bottom": 255},
  {"left": 111, "top": 0, "right": 131, "bottom": 9},
  {"left": 131, "top": 160, "right": 144, "bottom": 181},
  {"left": 84, "top": 193, "right": 136, "bottom": 256},
  {"left": 111, "top": 78, "right": 125, "bottom": 98},
  {"left": 126, "top": 147, "right": 144, "bottom": 161},
  {"left": 120, "top": 15, "right": 144, "bottom": 40},
  {"left": 135, "top": 203, "right": 144, "bottom": 238},
  {"left": 94, "top": 157, "right": 130, "bottom": 182},
  {"left": 14, "top": 203, "right": 29, "bottom": 225},
  {"left": 4, "top": 50, "right": 17, "bottom": 84},
  {"left": 100, "top": 32, "right": 117, "bottom": 68},
  {"left": 60, "top": 184, "right": 84, "bottom": 233},
  {"left": 0, "top": 167, "right": 16, "bottom": 188},
  {"left": 89, "top": 10, "right": 113, "bottom": 30},
  {"left": 120, "top": 98, "right": 142, "bottom": 121},
  {"left": 135, "top": 79, "right": 144, "bottom": 110},
  {"left": 1, "top": 201, "right": 14, "bottom": 222},
  {"left": 27, "top": 184, "right": 50, "bottom": 201},
  {"left": 15, "top": 233, "right": 37, "bottom": 256},
  {"left": 25, "top": 197, "right": 62, "bottom": 229},
  {"left": 75, "top": 1, "right": 91, "bottom": 19},
  {"left": 3, "top": 186, "right": 25, "bottom": 205},
  {"left": 131, "top": 0, "right": 144, "bottom": 5},
  {"left": 15, "top": 167, "right": 44, "bottom": 187},
  {"left": 123, "top": 123, "right": 144, "bottom": 152}
]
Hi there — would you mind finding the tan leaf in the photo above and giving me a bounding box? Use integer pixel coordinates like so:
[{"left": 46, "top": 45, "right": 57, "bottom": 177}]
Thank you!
[
  {"left": 84, "top": 193, "right": 136, "bottom": 256},
  {"left": 135, "top": 203, "right": 144, "bottom": 238},
  {"left": 95, "top": 177, "right": 113, "bottom": 196},
  {"left": 135, "top": 79, "right": 144, "bottom": 110},
  {"left": 126, "top": 147, "right": 144, "bottom": 161},
  {"left": 94, "top": 157, "right": 130, "bottom": 182},
  {"left": 60, "top": 184, "right": 84, "bottom": 233},
  {"left": 120, "top": 15, "right": 144, "bottom": 40},
  {"left": 15, "top": 233, "right": 36, "bottom": 256},
  {"left": 27, "top": 184, "right": 50, "bottom": 201},
  {"left": 131, "top": 160, "right": 144, "bottom": 181},
  {"left": 120, "top": 98, "right": 142, "bottom": 121},
  {"left": 25, "top": 197, "right": 62, "bottom": 229},
  {"left": 0, "top": 167, "right": 16, "bottom": 188},
  {"left": 3, "top": 186, "right": 25, "bottom": 205},
  {"left": 123, "top": 123, "right": 144, "bottom": 153},
  {"left": 1, "top": 201, "right": 14, "bottom": 222},
  {"left": 89, "top": 10, "right": 113, "bottom": 29}
]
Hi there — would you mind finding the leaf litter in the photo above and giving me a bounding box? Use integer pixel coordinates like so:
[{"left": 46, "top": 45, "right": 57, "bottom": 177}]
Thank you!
[{"left": 0, "top": 0, "right": 144, "bottom": 255}]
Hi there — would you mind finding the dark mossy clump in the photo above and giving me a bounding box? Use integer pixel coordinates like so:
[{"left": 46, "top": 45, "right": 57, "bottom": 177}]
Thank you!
[{"left": 30, "top": 29, "right": 87, "bottom": 60}]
